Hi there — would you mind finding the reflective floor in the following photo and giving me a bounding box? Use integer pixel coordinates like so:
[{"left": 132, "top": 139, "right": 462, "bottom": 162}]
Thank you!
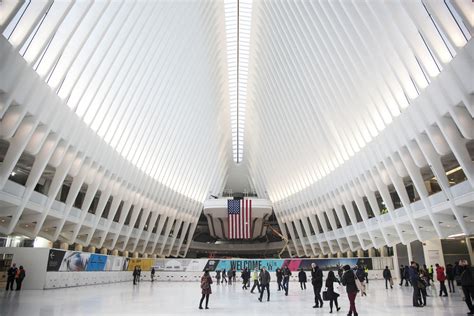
[{"left": 0, "top": 279, "right": 469, "bottom": 315}]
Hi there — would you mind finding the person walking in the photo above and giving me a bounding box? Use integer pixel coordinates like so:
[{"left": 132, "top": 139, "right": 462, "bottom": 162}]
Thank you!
[
  {"left": 282, "top": 265, "right": 292, "bottom": 296},
  {"left": 446, "top": 263, "right": 455, "bottom": 293},
  {"left": 404, "top": 265, "right": 411, "bottom": 286},
  {"left": 258, "top": 267, "right": 271, "bottom": 302},
  {"left": 232, "top": 268, "right": 236, "bottom": 283},
  {"left": 15, "top": 266, "right": 26, "bottom": 291},
  {"left": 222, "top": 269, "right": 227, "bottom": 284},
  {"left": 199, "top": 270, "right": 213, "bottom": 310},
  {"left": 133, "top": 266, "right": 139, "bottom": 285},
  {"left": 311, "top": 263, "right": 324, "bottom": 308},
  {"left": 5, "top": 263, "right": 17, "bottom": 291},
  {"left": 356, "top": 266, "right": 366, "bottom": 296},
  {"left": 151, "top": 267, "right": 156, "bottom": 282},
  {"left": 428, "top": 265, "right": 434, "bottom": 283},
  {"left": 325, "top": 271, "right": 341, "bottom": 314},
  {"left": 383, "top": 266, "right": 393, "bottom": 289},
  {"left": 418, "top": 268, "right": 428, "bottom": 306},
  {"left": 137, "top": 267, "right": 142, "bottom": 283},
  {"left": 409, "top": 261, "right": 423, "bottom": 308},
  {"left": 459, "top": 259, "right": 474, "bottom": 315},
  {"left": 436, "top": 264, "right": 448, "bottom": 297},
  {"left": 241, "top": 268, "right": 250, "bottom": 290},
  {"left": 341, "top": 264, "right": 358, "bottom": 316},
  {"left": 227, "top": 269, "right": 233, "bottom": 285},
  {"left": 364, "top": 266, "right": 369, "bottom": 284},
  {"left": 250, "top": 267, "right": 261, "bottom": 294},
  {"left": 298, "top": 268, "right": 307, "bottom": 290},
  {"left": 399, "top": 265, "right": 405, "bottom": 286},
  {"left": 215, "top": 270, "right": 221, "bottom": 285},
  {"left": 276, "top": 268, "right": 283, "bottom": 291}
]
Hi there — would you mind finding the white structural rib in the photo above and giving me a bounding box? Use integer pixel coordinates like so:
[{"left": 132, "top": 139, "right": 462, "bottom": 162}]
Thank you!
[
  {"left": 0, "top": 0, "right": 230, "bottom": 257},
  {"left": 245, "top": 0, "right": 473, "bottom": 256}
]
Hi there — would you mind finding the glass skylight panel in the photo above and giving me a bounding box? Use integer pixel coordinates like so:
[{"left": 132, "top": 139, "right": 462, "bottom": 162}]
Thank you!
[{"left": 225, "top": 0, "right": 253, "bottom": 164}]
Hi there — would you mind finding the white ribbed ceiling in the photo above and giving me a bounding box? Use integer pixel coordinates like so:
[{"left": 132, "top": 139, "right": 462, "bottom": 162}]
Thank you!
[{"left": 1, "top": 0, "right": 473, "bottom": 256}]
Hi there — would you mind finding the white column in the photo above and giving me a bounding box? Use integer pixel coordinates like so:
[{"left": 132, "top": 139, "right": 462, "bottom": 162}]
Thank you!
[
  {"left": 393, "top": 244, "right": 401, "bottom": 281},
  {"left": 422, "top": 239, "right": 446, "bottom": 268},
  {"left": 407, "top": 242, "right": 413, "bottom": 263},
  {"left": 465, "top": 237, "right": 474, "bottom": 265}
]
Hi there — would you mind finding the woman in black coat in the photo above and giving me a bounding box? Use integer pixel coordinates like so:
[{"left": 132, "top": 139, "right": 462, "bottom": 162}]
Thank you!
[
  {"left": 326, "top": 271, "right": 341, "bottom": 313},
  {"left": 298, "top": 268, "right": 307, "bottom": 290}
]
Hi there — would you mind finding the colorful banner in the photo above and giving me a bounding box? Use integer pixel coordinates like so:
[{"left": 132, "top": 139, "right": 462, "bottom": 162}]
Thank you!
[
  {"left": 45, "top": 248, "right": 379, "bottom": 273},
  {"left": 59, "top": 251, "right": 91, "bottom": 272},
  {"left": 86, "top": 254, "right": 107, "bottom": 271},
  {"left": 127, "top": 258, "right": 154, "bottom": 271}
]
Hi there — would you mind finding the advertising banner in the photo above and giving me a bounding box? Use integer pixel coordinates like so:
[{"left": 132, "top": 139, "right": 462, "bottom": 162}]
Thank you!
[
  {"left": 59, "top": 251, "right": 91, "bottom": 272},
  {"left": 154, "top": 258, "right": 208, "bottom": 272},
  {"left": 86, "top": 254, "right": 108, "bottom": 271},
  {"left": 46, "top": 249, "right": 66, "bottom": 272},
  {"left": 106, "top": 256, "right": 125, "bottom": 271},
  {"left": 127, "top": 258, "right": 154, "bottom": 271}
]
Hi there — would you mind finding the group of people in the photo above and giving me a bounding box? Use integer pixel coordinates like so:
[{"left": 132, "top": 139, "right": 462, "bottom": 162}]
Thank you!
[
  {"left": 214, "top": 268, "right": 236, "bottom": 285},
  {"left": 5, "top": 263, "right": 26, "bottom": 291},
  {"left": 403, "top": 259, "right": 474, "bottom": 314},
  {"left": 132, "top": 266, "right": 156, "bottom": 284},
  {"left": 201, "top": 263, "right": 368, "bottom": 315}
]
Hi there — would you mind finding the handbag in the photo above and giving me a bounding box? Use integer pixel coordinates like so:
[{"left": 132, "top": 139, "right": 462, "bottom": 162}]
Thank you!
[
  {"left": 389, "top": 278, "right": 394, "bottom": 286},
  {"left": 322, "top": 290, "right": 330, "bottom": 301}
]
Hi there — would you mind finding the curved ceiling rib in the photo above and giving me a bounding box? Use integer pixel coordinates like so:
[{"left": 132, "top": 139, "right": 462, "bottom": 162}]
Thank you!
[{"left": 2, "top": 0, "right": 231, "bottom": 203}]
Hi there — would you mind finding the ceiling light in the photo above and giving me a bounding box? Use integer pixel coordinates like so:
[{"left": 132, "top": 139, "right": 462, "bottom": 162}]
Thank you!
[{"left": 448, "top": 233, "right": 465, "bottom": 238}]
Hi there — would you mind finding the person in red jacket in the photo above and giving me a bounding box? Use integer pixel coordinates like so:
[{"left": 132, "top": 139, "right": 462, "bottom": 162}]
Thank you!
[{"left": 436, "top": 264, "right": 448, "bottom": 297}]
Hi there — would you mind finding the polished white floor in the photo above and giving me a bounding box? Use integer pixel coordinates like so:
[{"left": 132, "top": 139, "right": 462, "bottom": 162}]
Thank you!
[{"left": 0, "top": 279, "right": 469, "bottom": 315}]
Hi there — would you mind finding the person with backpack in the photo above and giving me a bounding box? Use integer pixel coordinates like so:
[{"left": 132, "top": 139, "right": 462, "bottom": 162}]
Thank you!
[
  {"left": 15, "top": 266, "right": 26, "bottom": 291},
  {"left": 311, "top": 263, "right": 324, "bottom": 308},
  {"left": 341, "top": 264, "right": 358, "bottom": 316},
  {"left": 435, "top": 263, "right": 448, "bottom": 296},
  {"left": 325, "top": 270, "right": 341, "bottom": 313},
  {"left": 383, "top": 266, "right": 393, "bottom": 289},
  {"left": 199, "top": 270, "right": 213, "bottom": 309},
  {"left": 298, "top": 268, "right": 307, "bottom": 290},
  {"left": 5, "top": 263, "right": 17, "bottom": 291},
  {"left": 241, "top": 268, "right": 250, "bottom": 290}
]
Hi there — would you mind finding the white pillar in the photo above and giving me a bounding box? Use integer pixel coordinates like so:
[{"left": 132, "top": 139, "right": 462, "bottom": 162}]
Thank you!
[
  {"left": 407, "top": 242, "right": 413, "bottom": 263},
  {"left": 337, "top": 251, "right": 343, "bottom": 258},
  {"left": 74, "top": 244, "right": 83, "bottom": 251},
  {"left": 368, "top": 248, "right": 376, "bottom": 257},
  {"left": 422, "top": 239, "right": 446, "bottom": 268},
  {"left": 357, "top": 249, "right": 364, "bottom": 258},
  {"left": 393, "top": 244, "right": 401, "bottom": 281},
  {"left": 347, "top": 251, "right": 353, "bottom": 258},
  {"left": 328, "top": 253, "right": 333, "bottom": 258},
  {"left": 60, "top": 242, "right": 69, "bottom": 250},
  {"left": 465, "top": 237, "right": 474, "bottom": 265},
  {"left": 111, "top": 249, "right": 119, "bottom": 256}
]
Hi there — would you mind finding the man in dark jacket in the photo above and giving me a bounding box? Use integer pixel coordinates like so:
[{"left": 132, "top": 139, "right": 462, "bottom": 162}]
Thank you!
[
  {"left": 342, "top": 265, "right": 358, "bottom": 316},
  {"left": 5, "top": 263, "right": 17, "bottom": 291},
  {"left": 383, "top": 266, "right": 392, "bottom": 289},
  {"left": 298, "top": 268, "right": 307, "bottom": 290},
  {"left": 258, "top": 267, "right": 271, "bottom": 302},
  {"left": 399, "top": 265, "right": 405, "bottom": 286},
  {"left": 446, "top": 263, "right": 455, "bottom": 293},
  {"left": 282, "top": 266, "right": 292, "bottom": 296},
  {"left": 409, "top": 261, "right": 422, "bottom": 307},
  {"left": 460, "top": 260, "right": 474, "bottom": 315},
  {"left": 404, "top": 265, "right": 411, "bottom": 286},
  {"left": 241, "top": 268, "right": 250, "bottom": 290},
  {"left": 276, "top": 268, "right": 283, "bottom": 291},
  {"left": 311, "top": 263, "right": 324, "bottom": 308}
]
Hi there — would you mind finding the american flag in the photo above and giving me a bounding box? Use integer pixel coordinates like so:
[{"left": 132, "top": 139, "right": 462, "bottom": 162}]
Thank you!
[{"left": 228, "top": 199, "right": 252, "bottom": 239}]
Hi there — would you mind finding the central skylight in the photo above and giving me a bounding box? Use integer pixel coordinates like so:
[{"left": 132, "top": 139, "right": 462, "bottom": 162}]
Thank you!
[{"left": 224, "top": 0, "right": 253, "bottom": 164}]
